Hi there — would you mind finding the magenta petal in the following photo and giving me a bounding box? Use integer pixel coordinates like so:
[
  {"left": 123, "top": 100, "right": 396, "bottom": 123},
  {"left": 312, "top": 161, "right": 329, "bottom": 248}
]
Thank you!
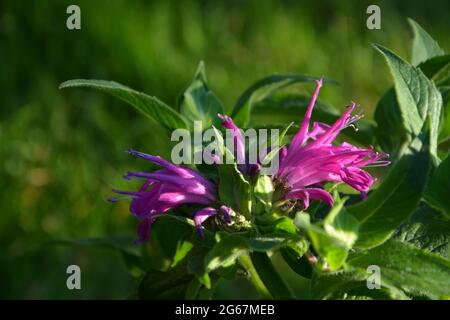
[
  {"left": 290, "top": 79, "right": 323, "bottom": 150},
  {"left": 305, "top": 188, "right": 334, "bottom": 207},
  {"left": 127, "top": 149, "right": 216, "bottom": 189},
  {"left": 126, "top": 171, "right": 216, "bottom": 201},
  {"left": 157, "top": 191, "right": 213, "bottom": 206},
  {"left": 130, "top": 184, "right": 161, "bottom": 217},
  {"left": 287, "top": 188, "right": 333, "bottom": 209},
  {"left": 194, "top": 207, "right": 218, "bottom": 239},
  {"left": 279, "top": 146, "right": 288, "bottom": 162},
  {"left": 127, "top": 149, "right": 193, "bottom": 178},
  {"left": 339, "top": 166, "right": 375, "bottom": 196},
  {"left": 112, "top": 149, "right": 219, "bottom": 243},
  {"left": 204, "top": 152, "right": 221, "bottom": 165},
  {"left": 286, "top": 189, "right": 310, "bottom": 209},
  {"left": 310, "top": 102, "right": 357, "bottom": 147},
  {"left": 218, "top": 114, "right": 246, "bottom": 165},
  {"left": 276, "top": 80, "right": 388, "bottom": 209},
  {"left": 134, "top": 217, "right": 153, "bottom": 243},
  {"left": 308, "top": 122, "right": 331, "bottom": 141},
  {"left": 219, "top": 205, "right": 234, "bottom": 224}
]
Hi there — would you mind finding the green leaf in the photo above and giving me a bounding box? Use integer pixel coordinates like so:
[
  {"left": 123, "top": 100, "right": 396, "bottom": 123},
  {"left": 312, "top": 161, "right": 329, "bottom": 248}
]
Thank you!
[
  {"left": 252, "top": 93, "right": 375, "bottom": 146},
  {"left": 348, "top": 141, "right": 431, "bottom": 249},
  {"left": 311, "top": 267, "right": 409, "bottom": 300},
  {"left": 278, "top": 121, "right": 295, "bottom": 145},
  {"left": 205, "top": 234, "right": 287, "bottom": 273},
  {"left": 187, "top": 256, "right": 212, "bottom": 289},
  {"left": 138, "top": 264, "right": 194, "bottom": 299},
  {"left": 142, "top": 214, "right": 196, "bottom": 270},
  {"left": 395, "top": 203, "right": 450, "bottom": 258},
  {"left": 179, "top": 61, "right": 224, "bottom": 128},
  {"left": 206, "top": 126, "right": 252, "bottom": 217},
  {"left": 171, "top": 239, "right": 194, "bottom": 268},
  {"left": 231, "top": 75, "right": 322, "bottom": 127},
  {"left": 419, "top": 55, "right": 450, "bottom": 87},
  {"left": 280, "top": 240, "right": 312, "bottom": 279},
  {"left": 254, "top": 175, "right": 275, "bottom": 211},
  {"left": 374, "top": 88, "right": 405, "bottom": 152},
  {"left": 210, "top": 125, "right": 230, "bottom": 159},
  {"left": 295, "top": 197, "right": 359, "bottom": 270},
  {"left": 250, "top": 251, "right": 295, "bottom": 299},
  {"left": 59, "top": 79, "right": 188, "bottom": 130},
  {"left": 218, "top": 160, "right": 252, "bottom": 219},
  {"left": 348, "top": 240, "right": 450, "bottom": 299},
  {"left": 439, "top": 90, "right": 450, "bottom": 143},
  {"left": 374, "top": 44, "right": 442, "bottom": 156},
  {"left": 408, "top": 18, "right": 444, "bottom": 66},
  {"left": 312, "top": 239, "right": 450, "bottom": 299},
  {"left": 210, "top": 126, "right": 252, "bottom": 218},
  {"left": 273, "top": 217, "right": 298, "bottom": 235},
  {"left": 424, "top": 153, "right": 450, "bottom": 216},
  {"left": 50, "top": 235, "right": 138, "bottom": 253},
  {"left": 375, "top": 55, "right": 450, "bottom": 153},
  {"left": 206, "top": 235, "right": 247, "bottom": 270},
  {"left": 251, "top": 92, "right": 340, "bottom": 123}
]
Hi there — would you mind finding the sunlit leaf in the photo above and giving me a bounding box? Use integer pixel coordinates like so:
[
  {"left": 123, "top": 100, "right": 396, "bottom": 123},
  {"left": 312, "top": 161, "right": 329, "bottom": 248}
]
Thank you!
[
  {"left": 348, "top": 139, "right": 430, "bottom": 249},
  {"left": 374, "top": 44, "right": 442, "bottom": 157},
  {"left": 60, "top": 79, "right": 189, "bottom": 130},
  {"left": 295, "top": 197, "right": 359, "bottom": 270},
  {"left": 408, "top": 18, "right": 444, "bottom": 66},
  {"left": 179, "top": 61, "right": 225, "bottom": 128},
  {"left": 349, "top": 240, "right": 450, "bottom": 299},
  {"left": 395, "top": 203, "right": 450, "bottom": 258}
]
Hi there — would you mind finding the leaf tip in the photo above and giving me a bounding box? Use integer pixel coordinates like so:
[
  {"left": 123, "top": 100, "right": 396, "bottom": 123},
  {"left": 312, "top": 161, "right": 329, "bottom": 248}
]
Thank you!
[{"left": 58, "top": 81, "right": 70, "bottom": 90}]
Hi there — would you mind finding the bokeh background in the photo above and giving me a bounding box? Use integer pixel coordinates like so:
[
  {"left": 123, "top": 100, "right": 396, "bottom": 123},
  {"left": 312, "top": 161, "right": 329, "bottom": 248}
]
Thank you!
[{"left": 0, "top": 0, "right": 448, "bottom": 299}]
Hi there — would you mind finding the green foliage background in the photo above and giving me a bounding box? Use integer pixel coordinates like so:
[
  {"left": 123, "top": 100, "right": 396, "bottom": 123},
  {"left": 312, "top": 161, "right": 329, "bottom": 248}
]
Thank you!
[{"left": 0, "top": 0, "right": 448, "bottom": 298}]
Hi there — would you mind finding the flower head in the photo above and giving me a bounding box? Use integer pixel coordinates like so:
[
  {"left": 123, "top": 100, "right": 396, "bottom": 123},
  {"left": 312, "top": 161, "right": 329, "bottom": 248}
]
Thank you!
[
  {"left": 276, "top": 79, "right": 389, "bottom": 209},
  {"left": 110, "top": 149, "right": 224, "bottom": 242}
]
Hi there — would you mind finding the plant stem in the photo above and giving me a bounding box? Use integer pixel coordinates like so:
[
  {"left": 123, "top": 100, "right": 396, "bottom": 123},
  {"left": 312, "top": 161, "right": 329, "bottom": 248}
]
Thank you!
[
  {"left": 249, "top": 252, "right": 295, "bottom": 299},
  {"left": 238, "top": 254, "right": 272, "bottom": 299}
]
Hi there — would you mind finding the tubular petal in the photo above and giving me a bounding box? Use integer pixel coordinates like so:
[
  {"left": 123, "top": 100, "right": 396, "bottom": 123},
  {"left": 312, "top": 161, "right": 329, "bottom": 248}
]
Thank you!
[
  {"left": 277, "top": 82, "right": 389, "bottom": 209},
  {"left": 194, "top": 207, "right": 218, "bottom": 239}
]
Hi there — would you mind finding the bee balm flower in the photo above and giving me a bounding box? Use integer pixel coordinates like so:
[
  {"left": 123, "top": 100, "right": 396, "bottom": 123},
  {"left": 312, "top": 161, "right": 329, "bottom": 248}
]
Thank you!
[
  {"left": 110, "top": 149, "right": 228, "bottom": 242},
  {"left": 276, "top": 79, "right": 389, "bottom": 209}
]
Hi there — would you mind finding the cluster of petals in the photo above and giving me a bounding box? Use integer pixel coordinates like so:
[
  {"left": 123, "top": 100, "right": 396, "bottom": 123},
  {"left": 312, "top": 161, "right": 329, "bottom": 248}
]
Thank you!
[
  {"left": 110, "top": 150, "right": 229, "bottom": 242},
  {"left": 276, "top": 79, "right": 389, "bottom": 209}
]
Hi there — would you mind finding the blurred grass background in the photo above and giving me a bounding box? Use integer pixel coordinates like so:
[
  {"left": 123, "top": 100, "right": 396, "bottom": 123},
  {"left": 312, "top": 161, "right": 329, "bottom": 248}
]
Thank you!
[{"left": 0, "top": 0, "right": 448, "bottom": 298}]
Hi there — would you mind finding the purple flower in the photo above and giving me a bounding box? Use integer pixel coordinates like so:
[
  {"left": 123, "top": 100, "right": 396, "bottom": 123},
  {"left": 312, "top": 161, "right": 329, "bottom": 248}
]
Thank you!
[
  {"left": 110, "top": 149, "right": 230, "bottom": 242},
  {"left": 193, "top": 205, "right": 233, "bottom": 239},
  {"left": 218, "top": 114, "right": 246, "bottom": 165},
  {"left": 276, "top": 79, "right": 389, "bottom": 209}
]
